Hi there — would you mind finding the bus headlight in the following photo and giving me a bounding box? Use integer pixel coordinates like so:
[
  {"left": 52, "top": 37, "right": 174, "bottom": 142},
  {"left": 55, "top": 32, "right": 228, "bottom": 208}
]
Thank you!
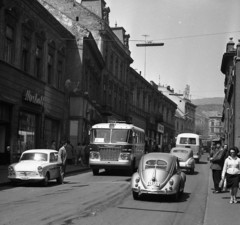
[
  {"left": 120, "top": 153, "right": 130, "bottom": 160},
  {"left": 90, "top": 151, "right": 100, "bottom": 159}
]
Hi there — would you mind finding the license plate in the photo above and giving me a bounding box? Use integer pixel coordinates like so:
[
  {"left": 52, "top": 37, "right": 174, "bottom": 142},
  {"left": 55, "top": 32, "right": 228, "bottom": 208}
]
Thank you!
[
  {"left": 148, "top": 181, "right": 160, "bottom": 186},
  {"left": 20, "top": 176, "right": 29, "bottom": 180}
]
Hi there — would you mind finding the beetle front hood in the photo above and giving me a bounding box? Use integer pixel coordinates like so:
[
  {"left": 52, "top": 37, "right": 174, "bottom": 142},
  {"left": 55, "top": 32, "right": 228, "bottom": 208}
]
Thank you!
[{"left": 12, "top": 161, "right": 45, "bottom": 171}]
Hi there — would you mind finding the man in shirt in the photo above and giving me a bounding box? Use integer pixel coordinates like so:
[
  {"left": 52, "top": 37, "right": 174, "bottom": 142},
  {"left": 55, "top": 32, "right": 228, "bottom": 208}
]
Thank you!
[
  {"left": 58, "top": 140, "right": 68, "bottom": 177},
  {"left": 210, "top": 142, "right": 226, "bottom": 193}
]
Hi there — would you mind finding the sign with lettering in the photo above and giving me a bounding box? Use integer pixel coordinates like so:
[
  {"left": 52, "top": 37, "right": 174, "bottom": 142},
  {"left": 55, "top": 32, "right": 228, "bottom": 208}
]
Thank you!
[
  {"left": 157, "top": 123, "right": 164, "bottom": 133},
  {"left": 23, "top": 90, "right": 44, "bottom": 106}
]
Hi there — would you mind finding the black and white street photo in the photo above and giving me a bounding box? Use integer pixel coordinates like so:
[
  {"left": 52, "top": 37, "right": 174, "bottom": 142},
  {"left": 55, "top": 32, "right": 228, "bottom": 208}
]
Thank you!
[{"left": 1, "top": 1, "right": 240, "bottom": 225}]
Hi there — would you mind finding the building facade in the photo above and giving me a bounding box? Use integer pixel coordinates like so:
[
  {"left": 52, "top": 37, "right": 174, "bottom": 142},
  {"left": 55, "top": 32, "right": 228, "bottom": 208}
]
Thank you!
[
  {"left": 40, "top": 0, "right": 177, "bottom": 149},
  {"left": 208, "top": 114, "right": 224, "bottom": 140},
  {"left": 158, "top": 84, "right": 196, "bottom": 136},
  {"left": 221, "top": 38, "right": 240, "bottom": 148},
  {"left": 129, "top": 69, "right": 177, "bottom": 151},
  {"left": 0, "top": 0, "right": 75, "bottom": 164}
]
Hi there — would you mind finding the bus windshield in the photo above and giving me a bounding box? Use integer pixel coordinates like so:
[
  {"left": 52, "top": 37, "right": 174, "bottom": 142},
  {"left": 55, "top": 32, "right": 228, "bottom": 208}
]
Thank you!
[{"left": 91, "top": 129, "right": 132, "bottom": 144}]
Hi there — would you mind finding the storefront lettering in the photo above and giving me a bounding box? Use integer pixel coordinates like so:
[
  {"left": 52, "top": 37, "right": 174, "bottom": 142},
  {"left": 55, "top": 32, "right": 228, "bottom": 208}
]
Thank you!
[{"left": 24, "top": 90, "right": 44, "bottom": 106}]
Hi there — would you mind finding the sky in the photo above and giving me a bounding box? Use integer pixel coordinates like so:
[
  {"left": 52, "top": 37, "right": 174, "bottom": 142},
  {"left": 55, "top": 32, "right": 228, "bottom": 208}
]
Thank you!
[{"left": 106, "top": 0, "right": 240, "bottom": 99}]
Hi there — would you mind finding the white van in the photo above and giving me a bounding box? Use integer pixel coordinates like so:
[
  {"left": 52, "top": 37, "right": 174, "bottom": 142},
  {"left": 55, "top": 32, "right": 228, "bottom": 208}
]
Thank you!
[{"left": 176, "top": 133, "right": 202, "bottom": 163}]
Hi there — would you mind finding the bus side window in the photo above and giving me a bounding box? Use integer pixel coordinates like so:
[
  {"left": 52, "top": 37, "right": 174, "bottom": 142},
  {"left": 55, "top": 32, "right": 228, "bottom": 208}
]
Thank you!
[{"left": 128, "top": 130, "right": 133, "bottom": 143}]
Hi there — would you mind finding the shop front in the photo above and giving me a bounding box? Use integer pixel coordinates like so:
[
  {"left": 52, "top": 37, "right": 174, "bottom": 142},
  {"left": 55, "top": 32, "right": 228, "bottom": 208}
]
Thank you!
[{"left": 0, "top": 102, "right": 12, "bottom": 164}]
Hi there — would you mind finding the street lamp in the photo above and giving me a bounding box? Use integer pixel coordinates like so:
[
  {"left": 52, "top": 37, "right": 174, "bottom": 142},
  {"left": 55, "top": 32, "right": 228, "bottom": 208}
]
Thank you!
[{"left": 136, "top": 35, "right": 164, "bottom": 78}]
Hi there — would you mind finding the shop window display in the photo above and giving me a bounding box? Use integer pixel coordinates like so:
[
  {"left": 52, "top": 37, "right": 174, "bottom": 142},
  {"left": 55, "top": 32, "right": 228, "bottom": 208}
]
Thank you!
[{"left": 18, "top": 112, "right": 36, "bottom": 153}]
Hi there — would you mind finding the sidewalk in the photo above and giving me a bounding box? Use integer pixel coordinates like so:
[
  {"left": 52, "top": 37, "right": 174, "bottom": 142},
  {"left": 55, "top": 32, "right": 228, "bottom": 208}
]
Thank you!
[
  {"left": 0, "top": 163, "right": 90, "bottom": 186},
  {"left": 204, "top": 169, "right": 240, "bottom": 225}
]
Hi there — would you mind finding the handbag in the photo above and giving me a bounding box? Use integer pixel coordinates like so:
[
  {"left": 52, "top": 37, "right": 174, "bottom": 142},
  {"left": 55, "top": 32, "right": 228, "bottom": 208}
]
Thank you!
[{"left": 219, "top": 179, "right": 224, "bottom": 189}]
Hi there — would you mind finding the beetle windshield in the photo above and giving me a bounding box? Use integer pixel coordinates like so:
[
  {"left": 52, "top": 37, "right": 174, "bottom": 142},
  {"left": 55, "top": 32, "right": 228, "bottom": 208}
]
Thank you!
[
  {"left": 145, "top": 159, "right": 167, "bottom": 170},
  {"left": 20, "top": 153, "right": 48, "bottom": 161},
  {"left": 91, "top": 128, "right": 131, "bottom": 144}
]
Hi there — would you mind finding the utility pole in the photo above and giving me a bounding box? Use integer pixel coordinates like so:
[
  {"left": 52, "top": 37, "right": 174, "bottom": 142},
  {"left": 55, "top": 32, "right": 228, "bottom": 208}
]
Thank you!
[{"left": 136, "top": 35, "right": 164, "bottom": 79}]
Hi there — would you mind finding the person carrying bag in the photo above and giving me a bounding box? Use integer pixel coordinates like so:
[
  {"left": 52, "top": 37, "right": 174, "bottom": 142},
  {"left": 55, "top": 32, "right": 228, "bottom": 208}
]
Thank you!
[{"left": 221, "top": 147, "right": 240, "bottom": 204}]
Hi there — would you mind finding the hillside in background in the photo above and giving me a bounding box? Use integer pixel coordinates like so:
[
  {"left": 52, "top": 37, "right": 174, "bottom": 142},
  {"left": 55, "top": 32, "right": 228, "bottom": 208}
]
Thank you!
[
  {"left": 192, "top": 97, "right": 224, "bottom": 117},
  {"left": 192, "top": 97, "right": 224, "bottom": 105}
]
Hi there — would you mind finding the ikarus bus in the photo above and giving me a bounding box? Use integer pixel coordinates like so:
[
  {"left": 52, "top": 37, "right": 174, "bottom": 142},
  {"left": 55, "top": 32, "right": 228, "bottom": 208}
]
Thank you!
[{"left": 88, "top": 122, "right": 145, "bottom": 175}]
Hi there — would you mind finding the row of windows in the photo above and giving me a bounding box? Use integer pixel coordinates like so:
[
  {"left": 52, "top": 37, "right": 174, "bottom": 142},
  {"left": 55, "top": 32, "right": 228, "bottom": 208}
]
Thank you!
[
  {"left": 105, "top": 46, "right": 128, "bottom": 83},
  {"left": 2, "top": 7, "right": 66, "bottom": 90}
]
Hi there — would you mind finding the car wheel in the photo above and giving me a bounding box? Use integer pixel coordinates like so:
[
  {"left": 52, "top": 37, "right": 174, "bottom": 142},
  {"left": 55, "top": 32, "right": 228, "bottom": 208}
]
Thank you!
[
  {"left": 132, "top": 191, "right": 139, "bottom": 200},
  {"left": 10, "top": 180, "right": 18, "bottom": 186},
  {"left": 42, "top": 173, "right": 49, "bottom": 187},
  {"left": 190, "top": 168, "right": 195, "bottom": 174},
  {"left": 56, "top": 173, "right": 64, "bottom": 184},
  {"left": 92, "top": 168, "right": 99, "bottom": 176},
  {"left": 174, "top": 187, "right": 181, "bottom": 202}
]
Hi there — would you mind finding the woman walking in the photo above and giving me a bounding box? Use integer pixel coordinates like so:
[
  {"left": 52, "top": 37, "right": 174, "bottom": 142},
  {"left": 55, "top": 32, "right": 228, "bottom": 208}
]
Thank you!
[{"left": 221, "top": 147, "right": 240, "bottom": 204}]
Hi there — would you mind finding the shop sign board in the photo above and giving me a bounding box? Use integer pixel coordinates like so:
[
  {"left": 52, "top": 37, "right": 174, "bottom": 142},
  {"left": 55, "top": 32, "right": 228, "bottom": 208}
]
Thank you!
[{"left": 23, "top": 90, "right": 44, "bottom": 106}]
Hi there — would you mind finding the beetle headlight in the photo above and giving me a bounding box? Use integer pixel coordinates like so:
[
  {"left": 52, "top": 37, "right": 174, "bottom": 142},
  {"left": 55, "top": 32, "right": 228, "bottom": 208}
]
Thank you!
[
  {"left": 135, "top": 177, "right": 140, "bottom": 183},
  {"left": 169, "top": 179, "right": 174, "bottom": 186}
]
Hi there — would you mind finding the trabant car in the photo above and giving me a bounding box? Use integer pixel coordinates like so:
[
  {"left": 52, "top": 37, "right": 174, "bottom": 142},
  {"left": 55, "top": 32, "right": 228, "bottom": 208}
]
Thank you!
[
  {"left": 131, "top": 153, "right": 186, "bottom": 201},
  {"left": 170, "top": 147, "right": 195, "bottom": 174},
  {"left": 8, "top": 149, "right": 63, "bottom": 186}
]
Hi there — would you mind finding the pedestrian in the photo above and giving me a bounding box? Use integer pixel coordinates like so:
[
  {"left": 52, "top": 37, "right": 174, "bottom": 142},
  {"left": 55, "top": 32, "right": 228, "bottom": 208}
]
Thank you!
[
  {"left": 83, "top": 142, "right": 90, "bottom": 167},
  {"left": 65, "top": 140, "right": 74, "bottom": 164},
  {"left": 58, "top": 140, "right": 68, "bottom": 177},
  {"left": 209, "top": 142, "right": 226, "bottom": 193},
  {"left": 50, "top": 140, "right": 57, "bottom": 150},
  {"left": 75, "top": 142, "right": 82, "bottom": 165},
  {"left": 221, "top": 147, "right": 240, "bottom": 203},
  {"left": 222, "top": 144, "right": 229, "bottom": 191}
]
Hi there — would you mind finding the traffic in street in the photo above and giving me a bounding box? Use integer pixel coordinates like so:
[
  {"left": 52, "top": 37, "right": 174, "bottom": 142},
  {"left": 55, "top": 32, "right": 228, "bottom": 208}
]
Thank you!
[{"left": 1, "top": 154, "right": 210, "bottom": 225}]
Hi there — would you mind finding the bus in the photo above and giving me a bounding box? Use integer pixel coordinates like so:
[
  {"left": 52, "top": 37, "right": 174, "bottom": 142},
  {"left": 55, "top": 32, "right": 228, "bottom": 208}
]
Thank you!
[
  {"left": 88, "top": 122, "right": 145, "bottom": 175},
  {"left": 176, "top": 133, "right": 203, "bottom": 163}
]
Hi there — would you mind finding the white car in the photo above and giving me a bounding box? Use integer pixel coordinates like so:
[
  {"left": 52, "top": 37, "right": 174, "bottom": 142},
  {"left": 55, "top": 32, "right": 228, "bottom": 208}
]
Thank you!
[
  {"left": 170, "top": 147, "right": 195, "bottom": 174},
  {"left": 8, "top": 149, "right": 64, "bottom": 186}
]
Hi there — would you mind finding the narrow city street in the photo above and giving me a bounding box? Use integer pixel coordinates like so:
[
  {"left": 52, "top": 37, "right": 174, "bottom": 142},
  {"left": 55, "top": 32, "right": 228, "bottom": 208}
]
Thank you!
[{"left": 0, "top": 154, "right": 210, "bottom": 225}]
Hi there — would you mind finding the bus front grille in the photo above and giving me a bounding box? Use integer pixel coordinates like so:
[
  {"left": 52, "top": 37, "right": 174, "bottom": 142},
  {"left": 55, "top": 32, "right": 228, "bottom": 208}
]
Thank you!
[{"left": 99, "top": 148, "right": 121, "bottom": 161}]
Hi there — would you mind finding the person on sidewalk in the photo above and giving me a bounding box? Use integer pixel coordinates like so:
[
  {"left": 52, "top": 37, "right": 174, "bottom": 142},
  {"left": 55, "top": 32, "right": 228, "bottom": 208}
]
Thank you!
[
  {"left": 209, "top": 142, "right": 226, "bottom": 193},
  {"left": 58, "top": 140, "right": 68, "bottom": 177},
  {"left": 222, "top": 144, "right": 229, "bottom": 191},
  {"left": 222, "top": 147, "right": 240, "bottom": 204}
]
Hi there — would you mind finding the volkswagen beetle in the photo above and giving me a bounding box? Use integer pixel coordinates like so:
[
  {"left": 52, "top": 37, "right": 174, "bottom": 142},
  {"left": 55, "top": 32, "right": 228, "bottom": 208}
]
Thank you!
[
  {"left": 170, "top": 147, "right": 195, "bottom": 174},
  {"left": 8, "top": 149, "right": 63, "bottom": 186},
  {"left": 131, "top": 153, "right": 186, "bottom": 201}
]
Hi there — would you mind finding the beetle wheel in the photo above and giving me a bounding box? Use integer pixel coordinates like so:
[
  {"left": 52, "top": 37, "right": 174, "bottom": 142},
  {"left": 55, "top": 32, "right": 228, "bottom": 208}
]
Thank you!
[
  {"left": 132, "top": 191, "right": 139, "bottom": 200},
  {"left": 174, "top": 187, "right": 181, "bottom": 202}
]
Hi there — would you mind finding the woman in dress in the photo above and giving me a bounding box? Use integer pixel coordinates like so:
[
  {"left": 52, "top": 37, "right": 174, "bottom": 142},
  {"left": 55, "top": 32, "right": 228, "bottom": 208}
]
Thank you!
[{"left": 222, "top": 147, "right": 240, "bottom": 204}]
